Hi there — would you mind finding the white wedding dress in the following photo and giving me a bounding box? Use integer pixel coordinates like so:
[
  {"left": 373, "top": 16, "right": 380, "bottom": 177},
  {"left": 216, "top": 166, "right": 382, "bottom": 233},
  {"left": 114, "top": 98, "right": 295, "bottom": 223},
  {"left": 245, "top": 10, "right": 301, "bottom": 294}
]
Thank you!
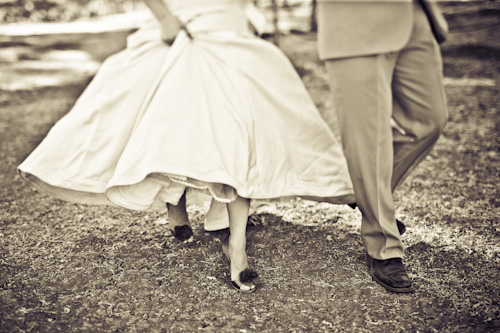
[{"left": 18, "top": 0, "right": 355, "bottom": 212}]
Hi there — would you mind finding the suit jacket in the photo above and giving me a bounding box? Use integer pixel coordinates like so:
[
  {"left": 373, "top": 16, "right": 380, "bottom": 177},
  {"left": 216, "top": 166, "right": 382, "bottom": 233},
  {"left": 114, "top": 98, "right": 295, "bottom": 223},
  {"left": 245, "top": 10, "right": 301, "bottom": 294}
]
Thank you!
[{"left": 318, "top": 0, "right": 448, "bottom": 60}]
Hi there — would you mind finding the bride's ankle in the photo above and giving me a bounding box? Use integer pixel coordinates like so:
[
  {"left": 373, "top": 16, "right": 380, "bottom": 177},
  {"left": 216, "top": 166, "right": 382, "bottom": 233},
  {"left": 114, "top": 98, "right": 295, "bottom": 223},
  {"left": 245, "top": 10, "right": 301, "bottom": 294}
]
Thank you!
[
  {"left": 167, "top": 211, "right": 190, "bottom": 227},
  {"left": 227, "top": 239, "right": 246, "bottom": 255}
]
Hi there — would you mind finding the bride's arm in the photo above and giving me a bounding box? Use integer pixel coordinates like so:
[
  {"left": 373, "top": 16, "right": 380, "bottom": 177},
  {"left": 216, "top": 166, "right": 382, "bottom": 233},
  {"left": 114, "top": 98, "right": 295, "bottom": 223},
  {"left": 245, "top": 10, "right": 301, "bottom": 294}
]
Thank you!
[{"left": 143, "top": 0, "right": 182, "bottom": 42}]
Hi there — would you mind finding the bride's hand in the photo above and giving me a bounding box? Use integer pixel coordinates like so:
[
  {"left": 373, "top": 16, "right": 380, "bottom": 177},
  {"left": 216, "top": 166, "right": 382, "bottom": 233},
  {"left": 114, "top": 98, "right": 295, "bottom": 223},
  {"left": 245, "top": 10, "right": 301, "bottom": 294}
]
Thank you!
[{"left": 159, "top": 15, "right": 183, "bottom": 44}]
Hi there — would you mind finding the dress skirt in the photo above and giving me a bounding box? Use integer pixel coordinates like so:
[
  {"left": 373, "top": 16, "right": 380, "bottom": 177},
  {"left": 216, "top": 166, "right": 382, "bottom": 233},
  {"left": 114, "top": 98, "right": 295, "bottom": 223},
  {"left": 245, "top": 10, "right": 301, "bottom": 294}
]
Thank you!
[{"left": 18, "top": 3, "right": 355, "bottom": 212}]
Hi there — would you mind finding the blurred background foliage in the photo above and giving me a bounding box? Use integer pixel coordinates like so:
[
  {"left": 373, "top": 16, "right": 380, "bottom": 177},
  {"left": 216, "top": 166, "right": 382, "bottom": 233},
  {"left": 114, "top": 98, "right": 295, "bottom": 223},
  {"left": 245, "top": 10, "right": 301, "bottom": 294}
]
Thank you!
[
  {"left": 0, "top": 0, "right": 306, "bottom": 23},
  {"left": 0, "top": 0, "right": 316, "bottom": 24},
  {"left": 0, "top": 0, "right": 144, "bottom": 23}
]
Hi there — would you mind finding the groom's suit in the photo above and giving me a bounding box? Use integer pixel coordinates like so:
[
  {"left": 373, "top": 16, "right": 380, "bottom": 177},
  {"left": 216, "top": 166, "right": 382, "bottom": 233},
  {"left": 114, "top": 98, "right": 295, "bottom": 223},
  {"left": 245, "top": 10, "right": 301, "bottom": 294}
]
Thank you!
[
  {"left": 318, "top": 0, "right": 448, "bottom": 59},
  {"left": 318, "top": 0, "right": 448, "bottom": 260}
]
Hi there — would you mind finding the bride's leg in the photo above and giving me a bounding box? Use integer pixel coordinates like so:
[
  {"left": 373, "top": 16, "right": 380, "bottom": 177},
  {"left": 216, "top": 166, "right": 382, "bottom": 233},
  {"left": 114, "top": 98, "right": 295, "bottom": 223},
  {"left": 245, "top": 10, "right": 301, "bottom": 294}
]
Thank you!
[
  {"left": 167, "top": 191, "right": 193, "bottom": 243},
  {"left": 225, "top": 195, "right": 259, "bottom": 292}
]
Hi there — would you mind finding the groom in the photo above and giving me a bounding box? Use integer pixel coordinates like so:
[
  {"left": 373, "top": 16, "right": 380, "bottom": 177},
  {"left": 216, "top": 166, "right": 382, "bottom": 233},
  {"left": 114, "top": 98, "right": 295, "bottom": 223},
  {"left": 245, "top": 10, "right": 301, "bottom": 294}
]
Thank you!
[{"left": 317, "top": 0, "right": 449, "bottom": 293}]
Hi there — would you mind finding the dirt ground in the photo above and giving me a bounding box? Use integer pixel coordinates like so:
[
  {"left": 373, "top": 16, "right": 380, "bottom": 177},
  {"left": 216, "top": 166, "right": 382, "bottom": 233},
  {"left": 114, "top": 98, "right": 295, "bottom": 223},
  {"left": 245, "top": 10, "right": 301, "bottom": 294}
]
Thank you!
[{"left": 1, "top": 3, "right": 499, "bottom": 332}]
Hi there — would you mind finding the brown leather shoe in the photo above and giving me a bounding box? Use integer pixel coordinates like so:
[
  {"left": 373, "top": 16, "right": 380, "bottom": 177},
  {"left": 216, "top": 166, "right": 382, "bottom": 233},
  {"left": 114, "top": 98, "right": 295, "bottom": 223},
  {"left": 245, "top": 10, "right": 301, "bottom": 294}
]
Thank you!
[{"left": 366, "top": 253, "right": 414, "bottom": 293}]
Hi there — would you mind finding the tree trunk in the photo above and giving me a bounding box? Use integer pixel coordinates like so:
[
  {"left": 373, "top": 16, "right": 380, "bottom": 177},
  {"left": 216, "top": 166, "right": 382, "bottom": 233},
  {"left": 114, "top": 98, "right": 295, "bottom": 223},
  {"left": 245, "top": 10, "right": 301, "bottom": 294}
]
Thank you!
[
  {"left": 310, "top": 0, "right": 317, "bottom": 32},
  {"left": 271, "top": 0, "right": 280, "bottom": 46}
]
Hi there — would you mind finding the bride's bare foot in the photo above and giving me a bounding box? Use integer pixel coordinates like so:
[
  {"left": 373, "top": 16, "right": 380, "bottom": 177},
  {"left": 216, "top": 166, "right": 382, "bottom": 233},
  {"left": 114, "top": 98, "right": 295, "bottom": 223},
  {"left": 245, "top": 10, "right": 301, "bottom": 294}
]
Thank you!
[{"left": 222, "top": 236, "right": 259, "bottom": 293}]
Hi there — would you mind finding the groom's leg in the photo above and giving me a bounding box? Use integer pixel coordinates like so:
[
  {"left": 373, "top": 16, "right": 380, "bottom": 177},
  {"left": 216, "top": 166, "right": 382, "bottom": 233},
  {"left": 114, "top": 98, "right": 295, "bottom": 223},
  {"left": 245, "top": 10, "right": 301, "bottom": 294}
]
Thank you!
[
  {"left": 325, "top": 54, "right": 404, "bottom": 260},
  {"left": 390, "top": 2, "right": 448, "bottom": 191}
]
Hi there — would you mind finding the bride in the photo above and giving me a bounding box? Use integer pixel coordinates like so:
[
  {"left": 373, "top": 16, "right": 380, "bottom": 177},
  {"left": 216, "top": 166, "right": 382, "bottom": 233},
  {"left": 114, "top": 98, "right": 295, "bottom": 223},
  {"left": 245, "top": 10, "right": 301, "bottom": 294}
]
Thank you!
[{"left": 18, "top": 0, "right": 355, "bottom": 293}]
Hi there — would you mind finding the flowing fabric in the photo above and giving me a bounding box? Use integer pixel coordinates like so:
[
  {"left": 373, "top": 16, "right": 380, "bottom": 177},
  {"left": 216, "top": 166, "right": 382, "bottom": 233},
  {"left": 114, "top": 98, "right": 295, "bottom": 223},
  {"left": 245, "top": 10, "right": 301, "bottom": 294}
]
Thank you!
[{"left": 18, "top": 0, "right": 355, "bottom": 212}]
